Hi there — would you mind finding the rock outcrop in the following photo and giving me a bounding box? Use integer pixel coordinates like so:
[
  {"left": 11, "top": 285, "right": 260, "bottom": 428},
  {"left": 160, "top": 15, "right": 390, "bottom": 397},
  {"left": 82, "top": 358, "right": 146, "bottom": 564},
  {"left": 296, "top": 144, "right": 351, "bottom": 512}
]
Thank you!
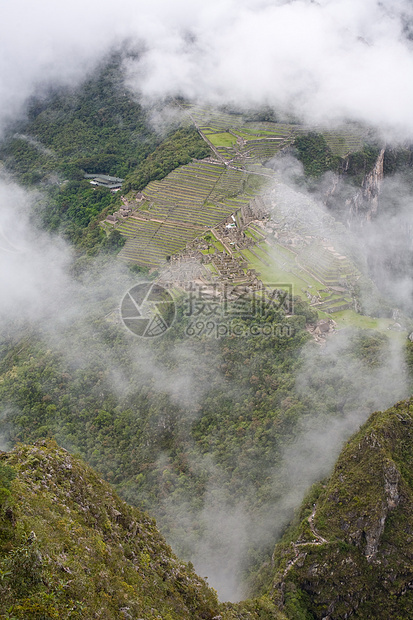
[
  {"left": 270, "top": 400, "right": 413, "bottom": 619},
  {"left": 348, "top": 147, "right": 385, "bottom": 222}
]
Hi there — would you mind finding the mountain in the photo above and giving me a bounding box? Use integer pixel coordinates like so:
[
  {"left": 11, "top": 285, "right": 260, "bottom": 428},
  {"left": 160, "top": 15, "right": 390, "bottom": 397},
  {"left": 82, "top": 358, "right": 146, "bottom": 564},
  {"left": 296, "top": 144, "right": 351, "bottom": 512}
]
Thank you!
[
  {"left": 0, "top": 439, "right": 218, "bottom": 618},
  {"left": 0, "top": 439, "right": 285, "bottom": 619},
  {"left": 1, "top": 55, "right": 413, "bottom": 613},
  {"left": 3, "top": 399, "right": 413, "bottom": 620},
  {"left": 269, "top": 399, "right": 413, "bottom": 619}
]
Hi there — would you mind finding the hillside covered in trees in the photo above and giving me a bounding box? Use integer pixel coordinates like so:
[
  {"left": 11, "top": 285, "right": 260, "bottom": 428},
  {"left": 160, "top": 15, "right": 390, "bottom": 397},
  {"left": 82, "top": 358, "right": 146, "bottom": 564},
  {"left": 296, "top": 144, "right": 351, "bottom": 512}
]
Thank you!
[
  {"left": 0, "top": 440, "right": 284, "bottom": 619},
  {"left": 1, "top": 48, "right": 413, "bottom": 616}
]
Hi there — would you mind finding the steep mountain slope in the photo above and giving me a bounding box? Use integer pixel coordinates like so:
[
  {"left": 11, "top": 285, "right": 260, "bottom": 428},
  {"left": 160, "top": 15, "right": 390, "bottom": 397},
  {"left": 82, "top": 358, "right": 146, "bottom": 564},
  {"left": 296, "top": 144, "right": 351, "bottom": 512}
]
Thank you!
[
  {"left": 0, "top": 439, "right": 285, "bottom": 619},
  {"left": 0, "top": 440, "right": 220, "bottom": 618},
  {"left": 269, "top": 399, "right": 413, "bottom": 619}
]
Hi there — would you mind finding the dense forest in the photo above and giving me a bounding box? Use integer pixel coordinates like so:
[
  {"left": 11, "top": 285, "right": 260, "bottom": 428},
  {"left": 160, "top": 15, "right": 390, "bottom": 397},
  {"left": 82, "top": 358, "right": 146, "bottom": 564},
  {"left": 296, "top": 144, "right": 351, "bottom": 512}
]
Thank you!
[
  {"left": 0, "top": 286, "right": 410, "bottom": 590},
  {"left": 1, "top": 49, "right": 413, "bottom": 611},
  {"left": 0, "top": 51, "right": 211, "bottom": 252}
]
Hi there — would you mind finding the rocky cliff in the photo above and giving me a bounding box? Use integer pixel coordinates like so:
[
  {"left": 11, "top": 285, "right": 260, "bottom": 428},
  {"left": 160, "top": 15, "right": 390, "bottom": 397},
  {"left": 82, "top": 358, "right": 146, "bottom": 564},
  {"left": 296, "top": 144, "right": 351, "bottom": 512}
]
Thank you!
[
  {"left": 269, "top": 399, "right": 413, "bottom": 619},
  {"left": 347, "top": 147, "right": 385, "bottom": 222}
]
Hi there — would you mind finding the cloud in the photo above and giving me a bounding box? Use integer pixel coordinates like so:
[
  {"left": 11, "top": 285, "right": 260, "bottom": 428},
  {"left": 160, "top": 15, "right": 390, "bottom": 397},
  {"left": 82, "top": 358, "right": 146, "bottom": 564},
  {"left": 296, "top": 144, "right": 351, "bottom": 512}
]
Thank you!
[
  {"left": 125, "top": 0, "right": 413, "bottom": 139},
  {"left": 353, "top": 173, "right": 413, "bottom": 313},
  {"left": 1, "top": 0, "right": 413, "bottom": 603},
  {"left": 0, "top": 1, "right": 413, "bottom": 139},
  {"left": 0, "top": 178, "right": 73, "bottom": 325}
]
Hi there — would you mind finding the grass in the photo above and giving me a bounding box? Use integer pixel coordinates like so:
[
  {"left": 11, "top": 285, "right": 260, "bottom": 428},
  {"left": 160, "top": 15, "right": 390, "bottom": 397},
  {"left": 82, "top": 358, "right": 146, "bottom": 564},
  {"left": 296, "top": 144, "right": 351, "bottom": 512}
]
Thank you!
[
  {"left": 239, "top": 248, "right": 306, "bottom": 298},
  {"left": 331, "top": 309, "right": 408, "bottom": 337},
  {"left": 205, "top": 132, "right": 238, "bottom": 148},
  {"left": 212, "top": 240, "right": 226, "bottom": 253}
]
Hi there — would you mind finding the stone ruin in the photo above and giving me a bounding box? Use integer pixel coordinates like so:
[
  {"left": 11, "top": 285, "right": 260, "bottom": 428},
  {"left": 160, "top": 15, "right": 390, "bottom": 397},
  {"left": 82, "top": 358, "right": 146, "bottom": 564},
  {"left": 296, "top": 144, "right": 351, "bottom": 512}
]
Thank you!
[
  {"left": 241, "top": 195, "right": 269, "bottom": 224},
  {"left": 158, "top": 257, "right": 207, "bottom": 286},
  {"left": 306, "top": 318, "right": 336, "bottom": 343},
  {"left": 104, "top": 193, "right": 146, "bottom": 224}
]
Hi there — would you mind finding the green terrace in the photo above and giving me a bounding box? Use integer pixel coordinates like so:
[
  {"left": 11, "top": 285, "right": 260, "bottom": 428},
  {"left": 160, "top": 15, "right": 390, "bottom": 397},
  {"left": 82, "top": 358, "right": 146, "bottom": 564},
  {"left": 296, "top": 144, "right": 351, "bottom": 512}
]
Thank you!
[
  {"left": 183, "top": 104, "right": 300, "bottom": 165},
  {"left": 233, "top": 227, "right": 356, "bottom": 316},
  {"left": 115, "top": 159, "right": 271, "bottom": 266},
  {"left": 184, "top": 103, "right": 369, "bottom": 165},
  {"left": 322, "top": 129, "right": 368, "bottom": 157},
  {"left": 238, "top": 232, "right": 404, "bottom": 332},
  {"left": 205, "top": 132, "right": 238, "bottom": 148}
]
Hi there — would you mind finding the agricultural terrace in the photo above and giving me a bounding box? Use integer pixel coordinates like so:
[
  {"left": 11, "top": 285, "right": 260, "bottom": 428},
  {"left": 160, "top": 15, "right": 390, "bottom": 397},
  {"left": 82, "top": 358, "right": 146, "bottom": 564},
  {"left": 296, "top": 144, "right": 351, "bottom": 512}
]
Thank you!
[
  {"left": 236, "top": 190, "right": 402, "bottom": 331},
  {"left": 321, "top": 127, "right": 370, "bottom": 157},
  {"left": 228, "top": 219, "right": 370, "bottom": 324},
  {"left": 183, "top": 103, "right": 300, "bottom": 167},
  {"left": 184, "top": 103, "right": 368, "bottom": 165},
  {"left": 116, "top": 104, "right": 386, "bottom": 330},
  {"left": 117, "top": 159, "right": 271, "bottom": 267}
]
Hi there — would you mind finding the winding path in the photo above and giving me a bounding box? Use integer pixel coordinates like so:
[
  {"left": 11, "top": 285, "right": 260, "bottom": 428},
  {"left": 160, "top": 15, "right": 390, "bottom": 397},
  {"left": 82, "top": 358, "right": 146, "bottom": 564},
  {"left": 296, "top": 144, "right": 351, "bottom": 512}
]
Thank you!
[
  {"left": 307, "top": 504, "right": 329, "bottom": 544},
  {"left": 282, "top": 504, "right": 329, "bottom": 578}
]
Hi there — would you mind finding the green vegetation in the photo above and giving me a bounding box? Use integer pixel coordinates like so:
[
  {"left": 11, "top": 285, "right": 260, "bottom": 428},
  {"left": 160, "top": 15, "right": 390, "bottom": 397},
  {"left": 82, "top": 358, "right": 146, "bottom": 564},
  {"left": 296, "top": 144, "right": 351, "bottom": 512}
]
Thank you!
[
  {"left": 0, "top": 52, "right": 159, "bottom": 184},
  {"left": 0, "top": 440, "right": 288, "bottom": 619},
  {"left": 294, "top": 132, "right": 340, "bottom": 177},
  {"left": 0, "top": 55, "right": 210, "bottom": 255},
  {"left": 206, "top": 132, "right": 238, "bottom": 148},
  {"left": 7, "top": 398, "right": 413, "bottom": 620},
  {"left": 43, "top": 181, "right": 117, "bottom": 242},
  {"left": 1, "top": 57, "right": 412, "bottom": 617},
  {"left": 269, "top": 400, "right": 413, "bottom": 619},
  {"left": 0, "top": 302, "right": 310, "bottom": 520},
  {"left": 122, "top": 126, "right": 212, "bottom": 193},
  {"left": 383, "top": 147, "right": 412, "bottom": 174},
  {"left": 0, "top": 286, "right": 408, "bottom": 596},
  {"left": 0, "top": 440, "right": 221, "bottom": 619}
]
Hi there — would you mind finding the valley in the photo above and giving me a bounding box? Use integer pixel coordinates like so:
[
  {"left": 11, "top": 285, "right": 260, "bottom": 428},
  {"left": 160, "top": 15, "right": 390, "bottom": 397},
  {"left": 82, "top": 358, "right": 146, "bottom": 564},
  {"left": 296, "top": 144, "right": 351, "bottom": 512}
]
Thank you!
[{"left": 0, "top": 56, "right": 412, "bottom": 618}]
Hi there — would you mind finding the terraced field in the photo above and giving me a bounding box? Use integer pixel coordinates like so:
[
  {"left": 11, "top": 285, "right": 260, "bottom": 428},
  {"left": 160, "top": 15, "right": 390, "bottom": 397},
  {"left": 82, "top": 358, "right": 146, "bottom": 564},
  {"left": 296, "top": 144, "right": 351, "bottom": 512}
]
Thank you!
[
  {"left": 296, "top": 243, "right": 358, "bottom": 288},
  {"left": 237, "top": 233, "right": 355, "bottom": 315},
  {"left": 117, "top": 159, "right": 270, "bottom": 266},
  {"left": 322, "top": 128, "right": 368, "bottom": 157},
  {"left": 184, "top": 104, "right": 368, "bottom": 165},
  {"left": 117, "top": 218, "right": 202, "bottom": 266},
  {"left": 183, "top": 104, "right": 299, "bottom": 166},
  {"left": 114, "top": 104, "right": 372, "bottom": 323}
]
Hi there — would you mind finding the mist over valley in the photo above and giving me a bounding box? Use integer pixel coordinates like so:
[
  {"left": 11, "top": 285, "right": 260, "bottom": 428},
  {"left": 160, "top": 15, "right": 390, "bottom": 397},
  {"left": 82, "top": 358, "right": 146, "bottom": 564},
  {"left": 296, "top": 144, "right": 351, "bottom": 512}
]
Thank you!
[{"left": 1, "top": 2, "right": 413, "bottom": 618}]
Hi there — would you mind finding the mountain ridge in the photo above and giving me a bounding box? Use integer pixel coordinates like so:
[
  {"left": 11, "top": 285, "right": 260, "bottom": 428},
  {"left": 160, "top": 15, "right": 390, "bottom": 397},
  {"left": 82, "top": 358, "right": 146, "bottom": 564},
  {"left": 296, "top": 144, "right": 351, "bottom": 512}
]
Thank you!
[
  {"left": 0, "top": 438, "right": 286, "bottom": 619},
  {"left": 268, "top": 399, "right": 413, "bottom": 619}
]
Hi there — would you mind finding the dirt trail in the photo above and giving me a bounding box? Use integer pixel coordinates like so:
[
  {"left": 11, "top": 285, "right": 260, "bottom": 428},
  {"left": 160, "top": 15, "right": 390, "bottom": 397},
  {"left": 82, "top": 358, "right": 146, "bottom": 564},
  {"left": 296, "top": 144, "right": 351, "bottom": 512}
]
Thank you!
[
  {"left": 282, "top": 504, "right": 329, "bottom": 578},
  {"left": 307, "top": 504, "right": 329, "bottom": 544}
]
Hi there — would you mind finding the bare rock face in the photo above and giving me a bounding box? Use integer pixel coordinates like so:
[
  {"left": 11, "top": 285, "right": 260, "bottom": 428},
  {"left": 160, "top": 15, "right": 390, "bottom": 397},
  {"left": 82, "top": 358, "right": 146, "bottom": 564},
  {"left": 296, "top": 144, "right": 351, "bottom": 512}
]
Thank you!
[
  {"left": 270, "top": 401, "right": 413, "bottom": 619},
  {"left": 362, "top": 461, "right": 400, "bottom": 562},
  {"left": 363, "top": 512, "right": 386, "bottom": 561},
  {"left": 384, "top": 461, "right": 400, "bottom": 510},
  {"left": 346, "top": 148, "right": 385, "bottom": 222},
  {"left": 323, "top": 147, "right": 386, "bottom": 225},
  {"left": 359, "top": 148, "right": 385, "bottom": 221}
]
